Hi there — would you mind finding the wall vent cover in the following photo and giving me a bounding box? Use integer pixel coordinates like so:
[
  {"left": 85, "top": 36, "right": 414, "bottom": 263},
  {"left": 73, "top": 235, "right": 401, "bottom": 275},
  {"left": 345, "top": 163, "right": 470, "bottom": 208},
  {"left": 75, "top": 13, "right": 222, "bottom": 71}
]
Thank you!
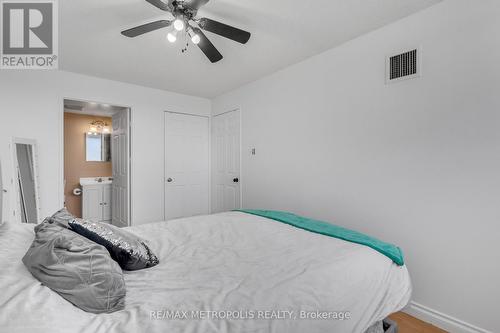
[{"left": 386, "top": 48, "right": 420, "bottom": 83}]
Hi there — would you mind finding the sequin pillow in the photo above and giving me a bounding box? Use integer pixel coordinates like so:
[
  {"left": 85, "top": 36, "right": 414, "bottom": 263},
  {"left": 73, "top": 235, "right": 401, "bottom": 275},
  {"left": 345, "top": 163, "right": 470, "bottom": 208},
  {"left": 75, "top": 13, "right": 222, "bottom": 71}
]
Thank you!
[{"left": 68, "top": 219, "right": 159, "bottom": 271}]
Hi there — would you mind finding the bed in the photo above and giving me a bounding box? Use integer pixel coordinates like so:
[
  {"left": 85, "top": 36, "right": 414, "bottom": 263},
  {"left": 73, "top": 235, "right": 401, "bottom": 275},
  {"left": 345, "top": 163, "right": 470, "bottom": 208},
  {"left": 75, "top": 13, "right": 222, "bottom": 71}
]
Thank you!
[{"left": 0, "top": 211, "right": 411, "bottom": 333}]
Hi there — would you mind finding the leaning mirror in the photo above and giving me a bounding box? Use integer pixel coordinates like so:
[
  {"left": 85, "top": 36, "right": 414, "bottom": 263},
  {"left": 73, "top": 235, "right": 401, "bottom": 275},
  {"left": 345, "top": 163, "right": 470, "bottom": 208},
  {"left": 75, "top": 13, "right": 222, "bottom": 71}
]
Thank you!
[
  {"left": 13, "top": 139, "right": 40, "bottom": 224},
  {"left": 0, "top": 159, "right": 4, "bottom": 224},
  {"left": 86, "top": 133, "right": 111, "bottom": 162}
]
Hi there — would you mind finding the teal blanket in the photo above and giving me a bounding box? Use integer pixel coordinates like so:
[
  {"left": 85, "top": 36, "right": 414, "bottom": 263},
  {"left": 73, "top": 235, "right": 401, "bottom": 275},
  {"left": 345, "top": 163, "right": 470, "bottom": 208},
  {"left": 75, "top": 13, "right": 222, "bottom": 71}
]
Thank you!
[{"left": 237, "top": 210, "right": 404, "bottom": 266}]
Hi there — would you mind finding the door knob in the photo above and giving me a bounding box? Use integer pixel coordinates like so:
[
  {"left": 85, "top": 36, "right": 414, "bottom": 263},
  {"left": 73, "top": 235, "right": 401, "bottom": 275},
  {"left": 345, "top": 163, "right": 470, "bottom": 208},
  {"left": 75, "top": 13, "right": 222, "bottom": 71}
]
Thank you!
[
  {"left": 233, "top": 178, "right": 239, "bottom": 183},
  {"left": 167, "top": 178, "right": 173, "bottom": 183}
]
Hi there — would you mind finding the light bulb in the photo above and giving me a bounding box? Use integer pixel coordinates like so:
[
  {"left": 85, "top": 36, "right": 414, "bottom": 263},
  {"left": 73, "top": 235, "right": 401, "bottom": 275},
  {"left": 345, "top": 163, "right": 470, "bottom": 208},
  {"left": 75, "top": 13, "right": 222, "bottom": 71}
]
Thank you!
[
  {"left": 167, "top": 32, "right": 177, "bottom": 43},
  {"left": 90, "top": 126, "right": 97, "bottom": 132},
  {"left": 173, "top": 18, "right": 185, "bottom": 31},
  {"left": 103, "top": 127, "right": 110, "bottom": 133},
  {"left": 187, "top": 27, "right": 201, "bottom": 45},
  {"left": 191, "top": 34, "right": 201, "bottom": 45}
]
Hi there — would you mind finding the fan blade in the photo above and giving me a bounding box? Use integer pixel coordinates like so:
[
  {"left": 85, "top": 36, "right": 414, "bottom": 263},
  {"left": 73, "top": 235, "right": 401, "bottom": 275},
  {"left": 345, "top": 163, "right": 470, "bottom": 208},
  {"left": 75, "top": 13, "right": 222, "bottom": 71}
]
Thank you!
[
  {"left": 185, "top": 0, "right": 210, "bottom": 9},
  {"left": 145, "top": 0, "right": 171, "bottom": 11},
  {"left": 121, "top": 20, "right": 171, "bottom": 38},
  {"left": 198, "top": 18, "right": 250, "bottom": 44},
  {"left": 194, "top": 28, "right": 223, "bottom": 63}
]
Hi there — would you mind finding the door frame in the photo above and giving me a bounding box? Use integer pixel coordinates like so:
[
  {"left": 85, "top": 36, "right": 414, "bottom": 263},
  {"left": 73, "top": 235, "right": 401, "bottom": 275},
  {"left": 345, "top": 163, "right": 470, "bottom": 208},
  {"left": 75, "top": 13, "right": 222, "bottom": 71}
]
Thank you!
[
  {"left": 164, "top": 111, "right": 211, "bottom": 220},
  {"left": 211, "top": 108, "right": 243, "bottom": 211},
  {"left": 60, "top": 98, "right": 132, "bottom": 225}
]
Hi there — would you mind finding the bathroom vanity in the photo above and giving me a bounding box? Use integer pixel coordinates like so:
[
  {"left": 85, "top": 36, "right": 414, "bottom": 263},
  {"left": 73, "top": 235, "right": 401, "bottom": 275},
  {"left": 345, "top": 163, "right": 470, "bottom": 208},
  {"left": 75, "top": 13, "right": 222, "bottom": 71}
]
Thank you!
[{"left": 80, "top": 177, "right": 112, "bottom": 223}]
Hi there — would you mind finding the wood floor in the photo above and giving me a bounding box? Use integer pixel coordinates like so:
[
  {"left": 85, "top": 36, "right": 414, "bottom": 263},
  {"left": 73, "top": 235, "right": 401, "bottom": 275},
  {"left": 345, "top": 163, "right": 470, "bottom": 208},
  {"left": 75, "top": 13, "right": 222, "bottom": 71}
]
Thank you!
[{"left": 389, "top": 312, "right": 448, "bottom": 333}]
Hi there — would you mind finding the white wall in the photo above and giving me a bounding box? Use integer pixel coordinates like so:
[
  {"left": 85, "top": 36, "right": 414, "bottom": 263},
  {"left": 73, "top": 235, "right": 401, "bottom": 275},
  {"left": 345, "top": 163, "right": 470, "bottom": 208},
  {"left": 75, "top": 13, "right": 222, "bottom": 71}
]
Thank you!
[
  {"left": 0, "top": 70, "right": 210, "bottom": 226},
  {"left": 213, "top": 0, "right": 500, "bottom": 331}
]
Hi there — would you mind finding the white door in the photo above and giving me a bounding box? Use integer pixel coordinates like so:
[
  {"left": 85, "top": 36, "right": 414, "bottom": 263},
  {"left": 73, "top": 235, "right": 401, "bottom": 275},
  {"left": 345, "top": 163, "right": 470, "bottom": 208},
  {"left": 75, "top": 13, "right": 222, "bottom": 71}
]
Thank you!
[
  {"left": 112, "top": 110, "right": 130, "bottom": 227},
  {"left": 165, "top": 112, "right": 209, "bottom": 220},
  {"left": 212, "top": 110, "right": 241, "bottom": 213}
]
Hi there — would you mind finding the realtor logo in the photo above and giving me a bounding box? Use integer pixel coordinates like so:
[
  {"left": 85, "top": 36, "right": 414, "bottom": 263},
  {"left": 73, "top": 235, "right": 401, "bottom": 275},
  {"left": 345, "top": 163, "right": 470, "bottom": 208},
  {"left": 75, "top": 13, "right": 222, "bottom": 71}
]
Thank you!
[{"left": 1, "top": 0, "right": 58, "bottom": 69}]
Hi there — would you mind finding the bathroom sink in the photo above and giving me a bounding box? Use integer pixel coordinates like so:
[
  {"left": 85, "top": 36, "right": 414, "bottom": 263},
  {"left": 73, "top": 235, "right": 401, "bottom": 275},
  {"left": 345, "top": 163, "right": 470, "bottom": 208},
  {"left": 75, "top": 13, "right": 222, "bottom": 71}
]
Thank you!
[{"left": 80, "top": 177, "right": 113, "bottom": 186}]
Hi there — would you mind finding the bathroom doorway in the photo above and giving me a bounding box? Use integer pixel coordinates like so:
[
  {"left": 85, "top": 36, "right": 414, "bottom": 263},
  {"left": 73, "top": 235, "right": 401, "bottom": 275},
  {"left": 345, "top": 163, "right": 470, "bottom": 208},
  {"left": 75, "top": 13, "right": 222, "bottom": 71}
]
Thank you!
[{"left": 63, "top": 99, "right": 131, "bottom": 227}]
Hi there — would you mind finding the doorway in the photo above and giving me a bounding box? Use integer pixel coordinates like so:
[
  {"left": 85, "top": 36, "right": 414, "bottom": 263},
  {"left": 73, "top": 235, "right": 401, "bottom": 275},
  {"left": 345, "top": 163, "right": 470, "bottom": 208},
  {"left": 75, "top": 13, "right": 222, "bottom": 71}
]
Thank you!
[
  {"left": 63, "top": 99, "right": 131, "bottom": 227},
  {"left": 211, "top": 109, "right": 241, "bottom": 213},
  {"left": 164, "top": 112, "right": 209, "bottom": 220}
]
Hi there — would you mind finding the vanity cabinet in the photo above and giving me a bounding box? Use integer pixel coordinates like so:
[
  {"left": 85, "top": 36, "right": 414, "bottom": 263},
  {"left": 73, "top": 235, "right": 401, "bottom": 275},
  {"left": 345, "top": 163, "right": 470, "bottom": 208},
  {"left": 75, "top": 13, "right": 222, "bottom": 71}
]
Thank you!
[{"left": 82, "top": 184, "right": 111, "bottom": 223}]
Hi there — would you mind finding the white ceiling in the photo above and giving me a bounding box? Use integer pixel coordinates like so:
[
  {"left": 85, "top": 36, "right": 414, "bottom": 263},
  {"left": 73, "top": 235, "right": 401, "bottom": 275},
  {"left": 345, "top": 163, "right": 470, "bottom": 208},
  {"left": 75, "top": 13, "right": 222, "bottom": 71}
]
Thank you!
[{"left": 60, "top": 0, "right": 441, "bottom": 98}]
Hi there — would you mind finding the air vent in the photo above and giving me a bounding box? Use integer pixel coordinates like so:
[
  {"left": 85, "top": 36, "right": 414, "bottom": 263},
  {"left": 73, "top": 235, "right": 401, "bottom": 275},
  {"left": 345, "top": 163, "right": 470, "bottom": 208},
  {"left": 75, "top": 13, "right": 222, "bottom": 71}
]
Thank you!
[{"left": 386, "top": 48, "right": 420, "bottom": 83}]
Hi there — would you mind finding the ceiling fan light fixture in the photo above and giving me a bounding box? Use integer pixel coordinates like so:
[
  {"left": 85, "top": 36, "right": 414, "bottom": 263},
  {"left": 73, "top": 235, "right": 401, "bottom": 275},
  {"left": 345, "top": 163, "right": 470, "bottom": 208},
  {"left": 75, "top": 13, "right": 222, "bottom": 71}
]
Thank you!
[
  {"left": 167, "top": 30, "right": 177, "bottom": 43},
  {"left": 122, "top": 0, "right": 252, "bottom": 63},
  {"left": 191, "top": 33, "right": 201, "bottom": 44},
  {"left": 173, "top": 18, "right": 185, "bottom": 31},
  {"left": 187, "top": 27, "right": 201, "bottom": 45}
]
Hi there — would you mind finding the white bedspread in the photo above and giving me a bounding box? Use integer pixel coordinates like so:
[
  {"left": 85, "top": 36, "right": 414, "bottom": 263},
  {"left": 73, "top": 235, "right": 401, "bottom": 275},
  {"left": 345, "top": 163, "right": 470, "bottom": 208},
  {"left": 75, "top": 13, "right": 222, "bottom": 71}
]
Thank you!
[{"left": 0, "top": 212, "right": 411, "bottom": 333}]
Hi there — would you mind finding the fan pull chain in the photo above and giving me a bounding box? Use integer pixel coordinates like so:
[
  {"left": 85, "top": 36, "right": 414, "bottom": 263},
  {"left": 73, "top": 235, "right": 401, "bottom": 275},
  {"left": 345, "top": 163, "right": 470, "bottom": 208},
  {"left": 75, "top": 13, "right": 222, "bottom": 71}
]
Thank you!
[{"left": 181, "top": 42, "right": 189, "bottom": 53}]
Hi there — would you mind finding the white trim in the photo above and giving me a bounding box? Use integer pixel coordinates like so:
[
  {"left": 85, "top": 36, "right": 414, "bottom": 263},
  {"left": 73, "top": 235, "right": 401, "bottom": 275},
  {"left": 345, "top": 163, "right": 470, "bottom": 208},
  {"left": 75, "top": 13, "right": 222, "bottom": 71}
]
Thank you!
[
  {"left": 166, "top": 110, "right": 210, "bottom": 117},
  {"left": 127, "top": 107, "right": 133, "bottom": 226},
  {"left": 213, "top": 109, "right": 237, "bottom": 117},
  {"left": 208, "top": 114, "right": 212, "bottom": 213},
  {"left": 404, "top": 302, "right": 492, "bottom": 333},
  {"left": 238, "top": 108, "right": 243, "bottom": 209},
  {"left": 61, "top": 98, "right": 132, "bottom": 225},
  {"left": 163, "top": 111, "right": 167, "bottom": 221}
]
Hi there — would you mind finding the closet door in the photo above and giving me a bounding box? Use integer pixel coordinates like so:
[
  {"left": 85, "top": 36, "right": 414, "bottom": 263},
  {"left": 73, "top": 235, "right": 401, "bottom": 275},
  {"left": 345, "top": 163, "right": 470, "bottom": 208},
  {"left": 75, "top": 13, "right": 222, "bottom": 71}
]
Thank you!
[
  {"left": 164, "top": 112, "right": 209, "bottom": 220},
  {"left": 212, "top": 110, "right": 241, "bottom": 213}
]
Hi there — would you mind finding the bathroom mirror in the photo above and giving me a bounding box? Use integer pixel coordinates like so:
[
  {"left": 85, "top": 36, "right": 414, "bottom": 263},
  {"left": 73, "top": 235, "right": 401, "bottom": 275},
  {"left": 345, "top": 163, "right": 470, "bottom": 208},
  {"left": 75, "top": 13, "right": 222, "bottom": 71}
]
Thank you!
[
  {"left": 86, "top": 133, "right": 111, "bottom": 162},
  {"left": 13, "top": 138, "right": 40, "bottom": 224}
]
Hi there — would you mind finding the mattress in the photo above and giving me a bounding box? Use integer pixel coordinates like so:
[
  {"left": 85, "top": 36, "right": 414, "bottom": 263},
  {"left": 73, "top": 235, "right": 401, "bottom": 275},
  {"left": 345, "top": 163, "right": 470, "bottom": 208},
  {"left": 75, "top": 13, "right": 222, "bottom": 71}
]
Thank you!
[{"left": 0, "top": 211, "right": 411, "bottom": 333}]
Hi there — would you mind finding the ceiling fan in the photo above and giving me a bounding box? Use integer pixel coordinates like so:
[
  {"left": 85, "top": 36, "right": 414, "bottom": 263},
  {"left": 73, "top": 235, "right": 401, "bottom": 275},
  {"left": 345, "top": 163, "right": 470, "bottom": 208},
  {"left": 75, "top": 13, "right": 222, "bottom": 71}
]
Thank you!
[{"left": 121, "top": 0, "right": 251, "bottom": 63}]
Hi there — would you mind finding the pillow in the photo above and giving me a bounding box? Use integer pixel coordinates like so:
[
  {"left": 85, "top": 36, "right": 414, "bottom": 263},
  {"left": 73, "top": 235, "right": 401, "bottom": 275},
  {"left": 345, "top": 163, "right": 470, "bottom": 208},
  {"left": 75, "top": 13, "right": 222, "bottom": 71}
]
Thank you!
[
  {"left": 22, "top": 222, "right": 126, "bottom": 313},
  {"left": 47, "top": 207, "right": 75, "bottom": 228},
  {"left": 69, "top": 219, "right": 159, "bottom": 271}
]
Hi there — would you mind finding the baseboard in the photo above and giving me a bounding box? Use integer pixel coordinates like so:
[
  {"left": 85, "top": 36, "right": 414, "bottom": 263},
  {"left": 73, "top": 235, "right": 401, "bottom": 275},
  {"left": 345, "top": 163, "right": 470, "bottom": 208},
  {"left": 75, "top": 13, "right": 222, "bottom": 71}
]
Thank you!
[{"left": 404, "top": 302, "right": 492, "bottom": 333}]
